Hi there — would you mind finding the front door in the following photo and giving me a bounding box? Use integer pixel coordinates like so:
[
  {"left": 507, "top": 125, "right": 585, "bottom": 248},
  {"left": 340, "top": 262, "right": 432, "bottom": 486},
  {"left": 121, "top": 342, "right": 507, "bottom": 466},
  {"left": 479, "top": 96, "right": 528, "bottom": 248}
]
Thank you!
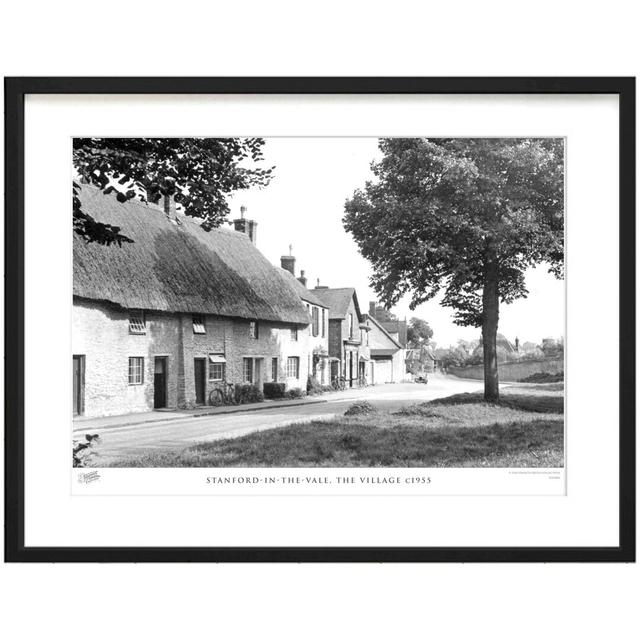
[
  {"left": 154, "top": 357, "right": 167, "bottom": 409},
  {"left": 194, "top": 358, "right": 206, "bottom": 405},
  {"left": 73, "top": 355, "right": 85, "bottom": 416}
]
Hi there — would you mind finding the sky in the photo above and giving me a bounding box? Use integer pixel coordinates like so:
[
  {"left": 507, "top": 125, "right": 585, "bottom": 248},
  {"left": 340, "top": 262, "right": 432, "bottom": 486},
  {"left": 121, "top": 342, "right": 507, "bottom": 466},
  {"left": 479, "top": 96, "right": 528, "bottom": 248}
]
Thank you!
[{"left": 228, "top": 138, "right": 565, "bottom": 349}]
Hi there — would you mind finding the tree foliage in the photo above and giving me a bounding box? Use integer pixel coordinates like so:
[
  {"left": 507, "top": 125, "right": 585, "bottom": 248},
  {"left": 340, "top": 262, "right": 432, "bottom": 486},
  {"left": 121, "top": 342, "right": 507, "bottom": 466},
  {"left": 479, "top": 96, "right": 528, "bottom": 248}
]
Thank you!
[
  {"left": 369, "top": 303, "right": 398, "bottom": 322},
  {"left": 73, "top": 138, "right": 274, "bottom": 245},
  {"left": 407, "top": 316, "right": 433, "bottom": 347},
  {"left": 344, "top": 138, "right": 563, "bottom": 326}
]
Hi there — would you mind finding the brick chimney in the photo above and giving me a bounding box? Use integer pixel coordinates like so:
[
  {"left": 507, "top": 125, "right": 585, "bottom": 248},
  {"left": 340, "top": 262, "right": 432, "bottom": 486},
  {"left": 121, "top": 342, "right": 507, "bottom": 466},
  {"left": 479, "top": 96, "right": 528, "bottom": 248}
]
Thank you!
[
  {"left": 163, "top": 193, "right": 176, "bottom": 217},
  {"left": 233, "top": 205, "right": 258, "bottom": 244},
  {"left": 281, "top": 244, "right": 296, "bottom": 275},
  {"left": 281, "top": 255, "right": 296, "bottom": 275},
  {"left": 297, "top": 270, "right": 307, "bottom": 287}
]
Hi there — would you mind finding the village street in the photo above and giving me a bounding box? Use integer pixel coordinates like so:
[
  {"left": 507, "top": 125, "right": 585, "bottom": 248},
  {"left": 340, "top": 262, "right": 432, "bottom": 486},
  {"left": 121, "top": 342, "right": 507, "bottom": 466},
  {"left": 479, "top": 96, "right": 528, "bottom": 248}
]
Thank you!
[{"left": 76, "top": 376, "right": 484, "bottom": 464}]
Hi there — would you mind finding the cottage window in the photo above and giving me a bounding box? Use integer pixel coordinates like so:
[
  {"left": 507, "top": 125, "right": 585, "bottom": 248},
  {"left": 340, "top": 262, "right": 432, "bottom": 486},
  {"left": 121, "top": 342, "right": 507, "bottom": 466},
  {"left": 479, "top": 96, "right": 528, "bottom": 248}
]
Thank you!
[
  {"left": 192, "top": 315, "right": 206, "bottom": 334},
  {"left": 321, "top": 308, "right": 326, "bottom": 337},
  {"left": 272, "top": 357, "right": 278, "bottom": 382},
  {"left": 210, "top": 363, "right": 225, "bottom": 381},
  {"left": 348, "top": 313, "right": 353, "bottom": 339},
  {"left": 243, "top": 357, "right": 253, "bottom": 383},
  {"left": 286, "top": 356, "right": 300, "bottom": 379},
  {"left": 249, "top": 321, "right": 259, "bottom": 339},
  {"left": 128, "top": 357, "right": 144, "bottom": 385},
  {"left": 290, "top": 327, "right": 298, "bottom": 341},
  {"left": 208, "top": 354, "right": 226, "bottom": 381},
  {"left": 306, "top": 304, "right": 311, "bottom": 335},
  {"left": 129, "top": 311, "right": 146, "bottom": 335},
  {"left": 312, "top": 307, "right": 319, "bottom": 337}
]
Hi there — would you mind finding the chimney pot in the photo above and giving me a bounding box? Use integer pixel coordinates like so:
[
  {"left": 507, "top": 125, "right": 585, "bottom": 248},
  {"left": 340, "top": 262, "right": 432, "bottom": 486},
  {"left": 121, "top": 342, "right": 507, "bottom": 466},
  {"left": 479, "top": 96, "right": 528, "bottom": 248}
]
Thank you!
[{"left": 297, "top": 269, "right": 307, "bottom": 288}]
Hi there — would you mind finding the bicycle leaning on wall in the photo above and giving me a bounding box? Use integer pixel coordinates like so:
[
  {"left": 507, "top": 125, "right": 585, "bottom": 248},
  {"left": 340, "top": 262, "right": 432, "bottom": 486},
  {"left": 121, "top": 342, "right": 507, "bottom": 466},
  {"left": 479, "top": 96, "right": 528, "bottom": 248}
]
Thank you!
[{"left": 208, "top": 382, "right": 238, "bottom": 407}]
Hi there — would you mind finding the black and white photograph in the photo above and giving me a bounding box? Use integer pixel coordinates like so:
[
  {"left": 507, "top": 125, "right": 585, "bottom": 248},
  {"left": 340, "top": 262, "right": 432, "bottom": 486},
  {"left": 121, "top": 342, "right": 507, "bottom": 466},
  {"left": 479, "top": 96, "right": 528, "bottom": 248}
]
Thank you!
[
  {"left": 72, "top": 136, "right": 565, "bottom": 471},
  {"left": 2, "top": 2, "right": 638, "bottom": 636}
]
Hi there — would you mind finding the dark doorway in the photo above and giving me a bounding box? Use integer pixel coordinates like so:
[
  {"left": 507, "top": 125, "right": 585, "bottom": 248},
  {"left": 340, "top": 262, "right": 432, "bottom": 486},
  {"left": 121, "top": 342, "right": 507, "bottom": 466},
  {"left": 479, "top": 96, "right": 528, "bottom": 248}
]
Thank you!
[
  {"left": 331, "top": 360, "right": 339, "bottom": 382},
  {"left": 154, "top": 357, "right": 168, "bottom": 409},
  {"left": 194, "top": 358, "right": 206, "bottom": 405},
  {"left": 73, "top": 355, "right": 85, "bottom": 416},
  {"left": 349, "top": 352, "right": 354, "bottom": 387}
]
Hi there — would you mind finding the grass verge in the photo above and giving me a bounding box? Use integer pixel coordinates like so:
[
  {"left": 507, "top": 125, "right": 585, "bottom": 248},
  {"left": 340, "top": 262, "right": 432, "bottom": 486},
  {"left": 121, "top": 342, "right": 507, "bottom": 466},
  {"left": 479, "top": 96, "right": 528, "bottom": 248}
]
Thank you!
[{"left": 106, "top": 383, "right": 564, "bottom": 468}]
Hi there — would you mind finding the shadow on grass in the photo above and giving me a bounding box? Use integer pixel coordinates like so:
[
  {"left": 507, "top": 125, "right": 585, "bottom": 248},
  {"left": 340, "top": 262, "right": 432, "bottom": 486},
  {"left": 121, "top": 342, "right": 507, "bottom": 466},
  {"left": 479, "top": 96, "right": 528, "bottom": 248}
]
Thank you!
[{"left": 429, "top": 391, "right": 564, "bottom": 414}]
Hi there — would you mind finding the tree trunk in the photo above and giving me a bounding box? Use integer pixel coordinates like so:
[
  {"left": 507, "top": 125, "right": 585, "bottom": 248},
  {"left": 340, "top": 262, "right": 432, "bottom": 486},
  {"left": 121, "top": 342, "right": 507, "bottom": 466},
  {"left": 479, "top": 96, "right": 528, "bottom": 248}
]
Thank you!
[{"left": 482, "top": 257, "right": 500, "bottom": 402}]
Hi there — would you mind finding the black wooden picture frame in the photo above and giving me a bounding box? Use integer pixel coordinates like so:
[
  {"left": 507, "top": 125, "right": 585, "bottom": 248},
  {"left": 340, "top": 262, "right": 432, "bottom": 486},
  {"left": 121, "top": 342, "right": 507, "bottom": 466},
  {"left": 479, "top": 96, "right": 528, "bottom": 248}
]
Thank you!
[{"left": 4, "top": 77, "right": 635, "bottom": 562}]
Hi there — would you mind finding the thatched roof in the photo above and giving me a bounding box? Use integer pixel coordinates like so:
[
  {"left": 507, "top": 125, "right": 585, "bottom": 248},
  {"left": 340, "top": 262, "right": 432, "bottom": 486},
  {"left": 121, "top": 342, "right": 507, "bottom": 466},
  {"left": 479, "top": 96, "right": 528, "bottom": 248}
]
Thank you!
[
  {"left": 312, "top": 287, "right": 361, "bottom": 320},
  {"left": 74, "top": 185, "right": 311, "bottom": 324},
  {"left": 278, "top": 269, "right": 328, "bottom": 308},
  {"left": 473, "top": 333, "right": 516, "bottom": 356}
]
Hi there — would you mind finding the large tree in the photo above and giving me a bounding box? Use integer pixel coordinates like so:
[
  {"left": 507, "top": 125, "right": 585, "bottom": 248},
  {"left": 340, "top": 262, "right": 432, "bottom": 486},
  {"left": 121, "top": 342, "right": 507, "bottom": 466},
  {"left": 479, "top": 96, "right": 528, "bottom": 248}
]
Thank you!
[
  {"left": 344, "top": 138, "right": 563, "bottom": 401},
  {"left": 73, "top": 138, "right": 273, "bottom": 245}
]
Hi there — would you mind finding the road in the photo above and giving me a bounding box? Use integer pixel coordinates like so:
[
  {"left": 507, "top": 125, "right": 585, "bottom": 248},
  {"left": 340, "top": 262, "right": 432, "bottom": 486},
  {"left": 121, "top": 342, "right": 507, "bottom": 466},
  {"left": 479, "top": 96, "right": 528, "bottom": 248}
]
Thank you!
[{"left": 77, "top": 376, "right": 484, "bottom": 464}]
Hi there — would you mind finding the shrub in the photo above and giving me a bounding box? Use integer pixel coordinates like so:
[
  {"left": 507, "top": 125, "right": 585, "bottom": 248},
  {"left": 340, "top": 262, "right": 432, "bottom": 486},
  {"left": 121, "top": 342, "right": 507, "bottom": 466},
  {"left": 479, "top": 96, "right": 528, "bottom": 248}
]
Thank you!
[
  {"left": 344, "top": 400, "right": 377, "bottom": 416},
  {"left": 73, "top": 434, "right": 101, "bottom": 467},
  {"left": 285, "top": 387, "right": 306, "bottom": 399},
  {"left": 519, "top": 371, "right": 564, "bottom": 383},
  {"left": 234, "top": 384, "right": 264, "bottom": 404},
  {"left": 306, "top": 375, "right": 324, "bottom": 395},
  {"left": 263, "top": 382, "right": 286, "bottom": 399}
]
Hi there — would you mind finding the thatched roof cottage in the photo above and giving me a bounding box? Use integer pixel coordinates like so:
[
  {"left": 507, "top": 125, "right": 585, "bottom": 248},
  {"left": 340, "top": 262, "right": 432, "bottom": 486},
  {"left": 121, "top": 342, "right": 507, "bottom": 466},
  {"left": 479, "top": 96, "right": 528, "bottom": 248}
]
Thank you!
[{"left": 73, "top": 186, "right": 324, "bottom": 418}]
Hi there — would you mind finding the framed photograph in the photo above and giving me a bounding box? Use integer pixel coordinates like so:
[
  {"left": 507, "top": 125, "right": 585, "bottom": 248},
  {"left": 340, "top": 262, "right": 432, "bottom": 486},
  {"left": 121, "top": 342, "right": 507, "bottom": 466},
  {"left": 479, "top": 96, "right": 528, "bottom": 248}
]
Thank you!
[{"left": 4, "top": 77, "right": 635, "bottom": 562}]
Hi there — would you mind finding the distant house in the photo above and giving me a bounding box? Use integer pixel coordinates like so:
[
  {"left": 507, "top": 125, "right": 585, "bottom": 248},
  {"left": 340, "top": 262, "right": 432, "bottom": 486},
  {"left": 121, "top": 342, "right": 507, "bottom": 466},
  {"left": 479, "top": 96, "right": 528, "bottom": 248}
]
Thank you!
[
  {"left": 406, "top": 346, "right": 438, "bottom": 376},
  {"left": 366, "top": 315, "right": 407, "bottom": 383},
  {"left": 368, "top": 302, "right": 408, "bottom": 347},
  {"left": 473, "top": 333, "right": 517, "bottom": 363},
  {"left": 73, "top": 185, "right": 315, "bottom": 418},
  {"left": 312, "top": 286, "right": 371, "bottom": 387},
  {"left": 278, "top": 256, "right": 330, "bottom": 386}
]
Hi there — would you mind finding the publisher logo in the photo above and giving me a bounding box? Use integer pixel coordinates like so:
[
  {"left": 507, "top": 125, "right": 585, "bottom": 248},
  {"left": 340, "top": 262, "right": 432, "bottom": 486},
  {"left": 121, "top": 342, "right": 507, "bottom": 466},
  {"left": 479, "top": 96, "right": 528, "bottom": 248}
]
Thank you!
[{"left": 78, "top": 470, "right": 101, "bottom": 484}]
